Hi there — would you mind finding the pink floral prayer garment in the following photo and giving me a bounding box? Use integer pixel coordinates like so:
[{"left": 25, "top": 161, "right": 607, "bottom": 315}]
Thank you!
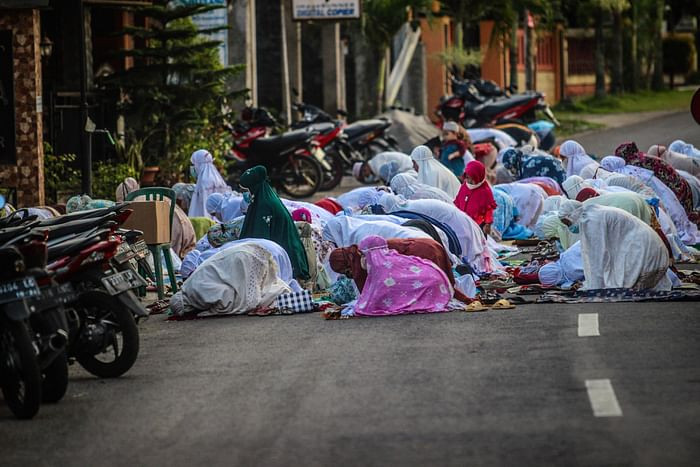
[{"left": 355, "top": 235, "right": 453, "bottom": 317}]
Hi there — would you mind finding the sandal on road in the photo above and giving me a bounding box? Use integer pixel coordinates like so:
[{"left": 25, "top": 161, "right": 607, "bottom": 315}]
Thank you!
[
  {"left": 465, "top": 301, "right": 489, "bottom": 312},
  {"left": 491, "top": 299, "right": 516, "bottom": 310}
]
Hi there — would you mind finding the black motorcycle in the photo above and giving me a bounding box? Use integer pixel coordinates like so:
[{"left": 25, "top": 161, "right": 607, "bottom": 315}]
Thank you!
[{"left": 0, "top": 245, "right": 43, "bottom": 419}]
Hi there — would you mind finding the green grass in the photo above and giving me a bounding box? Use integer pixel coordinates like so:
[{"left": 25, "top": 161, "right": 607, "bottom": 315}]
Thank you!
[
  {"left": 554, "top": 89, "right": 696, "bottom": 114},
  {"left": 556, "top": 116, "right": 605, "bottom": 138}
]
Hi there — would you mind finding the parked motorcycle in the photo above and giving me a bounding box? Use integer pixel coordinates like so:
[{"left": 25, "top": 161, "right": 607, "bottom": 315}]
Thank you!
[
  {"left": 4, "top": 204, "right": 148, "bottom": 379},
  {"left": 224, "top": 114, "right": 323, "bottom": 198},
  {"left": 437, "top": 76, "right": 560, "bottom": 129},
  {"left": 291, "top": 100, "right": 401, "bottom": 160},
  {"left": 0, "top": 244, "right": 43, "bottom": 419}
]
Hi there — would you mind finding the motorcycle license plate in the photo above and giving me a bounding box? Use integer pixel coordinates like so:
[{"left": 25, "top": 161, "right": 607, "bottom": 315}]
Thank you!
[
  {"left": 131, "top": 240, "right": 149, "bottom": 259},
  {"left": 0, "top": 277, "right": 40, "bottom": 305},
  {"left": 114, "top": 242, "right": 136, "bottom": 264},
  {"left": 101, "top": 269, "right": 146, "bottom": 296}
]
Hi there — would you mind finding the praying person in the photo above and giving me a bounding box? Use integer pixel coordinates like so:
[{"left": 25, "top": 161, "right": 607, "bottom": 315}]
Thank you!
[
  {"left": 410, "top": 145, "right": 462, "bottom": 198},
  {"left": 238, "top": 165, "right": 310, "bottom": 280},
  {"left": 352, "top": 235, "right": 453, "bottom": 317},
  {"left": 558, "top": 200, "right": 671, "bottom": 290}
]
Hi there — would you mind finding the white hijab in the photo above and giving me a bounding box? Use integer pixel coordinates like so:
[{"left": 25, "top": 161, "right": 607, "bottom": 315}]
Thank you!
[
  {"left": 336, "top": 187, "right": 387, "bottom": 212},
  {"left": 560, "top": 140, "right": 596, "bottom": 177},
  {"left": 410, "top": 145, "right": 461, "bottom": 198},
  {"left": 493, "top": 183, "right": 546, "bottom": 229},
  {"left": 181, "top": 238, "right": 301, "bottom": 292},
  {"left": 322, "top": 215, "right": 431, "bottom": 247},
  {"left": 576, "top": 204, "right": 671, "bottom": 291},
  {"left": 169, "top": 243, "right": 291, "bottom": 317},
  {"left": 601, "top": 156, "right": 700, "bottom": 244},
  {"left": 189, "top": 149, "right": 230, "bottom": 219},
  {"left": 367, "top": 151, "right": 414, "bottom": 179},
  {"left": 390, "top": 173, "right": 454, "bottom": 203}
]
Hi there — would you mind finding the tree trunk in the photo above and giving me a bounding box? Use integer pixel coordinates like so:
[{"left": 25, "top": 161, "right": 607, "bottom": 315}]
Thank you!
[
  {"left": 611, "top": 10, "right": 623, "bottom": 94},
  {"left": 630, "top": 0, "right": 639, "bottom": 91},
  {"left": 524, "top": 10, "right": 534, "bottom": 91},
  {"left": 594, "top": 7, "right": 606, "bottom": 98},
  {"left": 376, "top": 47, "right": 388, "bottom": 112},
  {"left": 509, "top": 16, "right": 518, "bottom": 91},
  {"left": 455, "top": 19, "right": 464, "bottom": 77},
  {"left": 651, "top": 0, "right": 664, "bottom": 90}
]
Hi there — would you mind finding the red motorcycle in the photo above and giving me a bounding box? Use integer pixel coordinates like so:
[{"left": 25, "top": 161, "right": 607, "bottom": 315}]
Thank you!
[
  {"left": 437, "top": 76, "right": 559, "bottom": 129},
  {"left": 227, "top": 107, "right": 345, "bottom": 191},
  {"left": 224, "top": 108, "right": 324, "bottom": 198}
]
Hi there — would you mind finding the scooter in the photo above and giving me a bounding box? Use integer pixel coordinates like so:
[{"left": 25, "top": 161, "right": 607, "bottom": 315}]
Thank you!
[
  {"left": 0, "top": 245, "right": 43, "bottom": 419},
  {"left": 224, "top": 115, "right": 324, "bottom": 198},
  {"left": 437, "top": 76, "right": 560, "bottom": 129},
  {"left": 3, "top": 205, "right": 148, "bottom": 379},
  {"left": 229, "top": 107, "right": 344, "bottom": 191}
]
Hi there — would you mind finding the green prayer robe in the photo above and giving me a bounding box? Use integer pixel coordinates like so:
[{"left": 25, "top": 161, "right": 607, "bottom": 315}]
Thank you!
[{"left": 239, "top": 166, "right": 310, "bottom": 280}]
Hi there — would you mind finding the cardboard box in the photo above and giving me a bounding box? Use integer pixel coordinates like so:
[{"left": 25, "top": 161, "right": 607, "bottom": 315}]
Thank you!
[{"left": 121, "top": 201, "right": 171, "bottom": 244}]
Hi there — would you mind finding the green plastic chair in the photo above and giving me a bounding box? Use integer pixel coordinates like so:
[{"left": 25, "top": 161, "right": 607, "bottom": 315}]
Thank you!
[{"left": 126, "top": 187, "right": 178, "bottom": 300}]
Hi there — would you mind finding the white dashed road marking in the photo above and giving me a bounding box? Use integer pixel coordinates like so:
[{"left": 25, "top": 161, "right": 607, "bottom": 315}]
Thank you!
[
  {"left": 578, "top": 313, "right": 600, "bottom": 337},
  {"left": 585, "top": 379, "right": 623, "bottom": 417}
]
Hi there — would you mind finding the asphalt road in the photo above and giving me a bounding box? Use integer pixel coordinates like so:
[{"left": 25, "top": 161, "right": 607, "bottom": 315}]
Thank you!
[
  {"left": 2, "top": 112, "right": 699, "bottom": 466},
  {"left": 573, "top": 110, "right": 700, "bottom": 157}
]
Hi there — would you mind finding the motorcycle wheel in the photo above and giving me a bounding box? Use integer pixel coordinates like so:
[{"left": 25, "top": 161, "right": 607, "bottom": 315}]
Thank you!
[
  {"left": 319, "top": 150, "right": 345, "bottom": 191},
  {"left": 41, "top": 351, "right": 68, "bottom": 403},
  {"left": 75, "top": 290, "right": 139, "bottom": 379},
  {"left": 278, "top": 154, "right": 322, "bottom": 198},
  {"left": 0, "top": 321, "right": 41, "bottom": 419}
]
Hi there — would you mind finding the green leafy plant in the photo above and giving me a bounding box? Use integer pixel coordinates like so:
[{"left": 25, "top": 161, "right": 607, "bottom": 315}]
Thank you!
[
  {"left": 91, "top": 161, "right": 137, "bottom": 200},
  {"left": 43, "top": 143, "right": 81, "bottom": 203},
  {"left": 102, "top": 0, "right": 245, "bottom": 168},
  {"left": 435, "top": 47, "right": 482, "bottom": 71}
]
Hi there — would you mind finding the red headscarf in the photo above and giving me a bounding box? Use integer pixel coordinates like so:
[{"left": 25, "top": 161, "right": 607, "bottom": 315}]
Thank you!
[
  {"left": 575, "top": 187, "right": 599, "bottom": 202},
  {"left": 314, "top": 197, "right": 343, "bottom": 214},
  {"left": 454, "top": 160, "right": 497, "bottom": 225}
]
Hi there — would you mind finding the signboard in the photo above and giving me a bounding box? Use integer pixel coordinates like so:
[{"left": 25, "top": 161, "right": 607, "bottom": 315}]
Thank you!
[
  {"left": 177, "top": 0, "right": 228, "bottom": 66},
  {"left": 292, "top": 0, "right": 361, "bottom": 20},
  {"left": 0, "top": 30, "right": 15, "bottom": 164}
]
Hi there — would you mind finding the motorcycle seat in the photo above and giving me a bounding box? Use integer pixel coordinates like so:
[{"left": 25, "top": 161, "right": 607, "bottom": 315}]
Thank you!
[
  {"left": 32, "top": 213, "right": 117, "bottom": 240},
  {"left": 0, "top": 225, "right": 33, "bottom": 247},
  {"left": 304, "top": 122, "right": 337, "bottom": 135},
  {"left": 36, "top": 203, "right": 130, "bottom": 227},
  {"left": 249, "top": 129, "right": 315, "bottom": 156},
  {"left": 47, "top": 235, "right": 102, "bottom": 262},
  {"left": 343, "top": 119, "right": 391, "bottom": 140},
  {"left": 475, "top": 94, "right": 536, "bottom": 118}
]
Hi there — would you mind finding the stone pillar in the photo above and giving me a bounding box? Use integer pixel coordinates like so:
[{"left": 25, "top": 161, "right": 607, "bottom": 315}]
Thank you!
[
  {"left": 229, "top": 0, "right": 257, "bottom": 107},
  {"left": 0, "top": 9, "right": 44, "bottom": 207},
  {"left": 321, "top": 22, "right": 345, "bottom": 114}
]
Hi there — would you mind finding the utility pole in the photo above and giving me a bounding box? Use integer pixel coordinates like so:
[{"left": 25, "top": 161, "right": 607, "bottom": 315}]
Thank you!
[
  {"left": 78, "top": 0, "right": 91, "bottom": 195},
  {"left": 280, "top": 0, "right": 292, "bottom": 124}
]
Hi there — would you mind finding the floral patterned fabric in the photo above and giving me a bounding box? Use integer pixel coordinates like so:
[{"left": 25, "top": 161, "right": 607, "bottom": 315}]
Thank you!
[
  {"left": 354, "top": 235, "right": 452, "bottom": 317},
  {"left": 615, "top": 142, "right": 695, "bottom": 215},
  {"left": 501, "top": 148, "right": 566, "bottom": 185},
  {"left": 207, "top": 216, "right": 244, "bottom": 248}
]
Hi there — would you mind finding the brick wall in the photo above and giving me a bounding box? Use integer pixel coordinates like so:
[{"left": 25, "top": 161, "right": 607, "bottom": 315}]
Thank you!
[{"left": 0, "top": 9, "right": 44, "bottom": 207}]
